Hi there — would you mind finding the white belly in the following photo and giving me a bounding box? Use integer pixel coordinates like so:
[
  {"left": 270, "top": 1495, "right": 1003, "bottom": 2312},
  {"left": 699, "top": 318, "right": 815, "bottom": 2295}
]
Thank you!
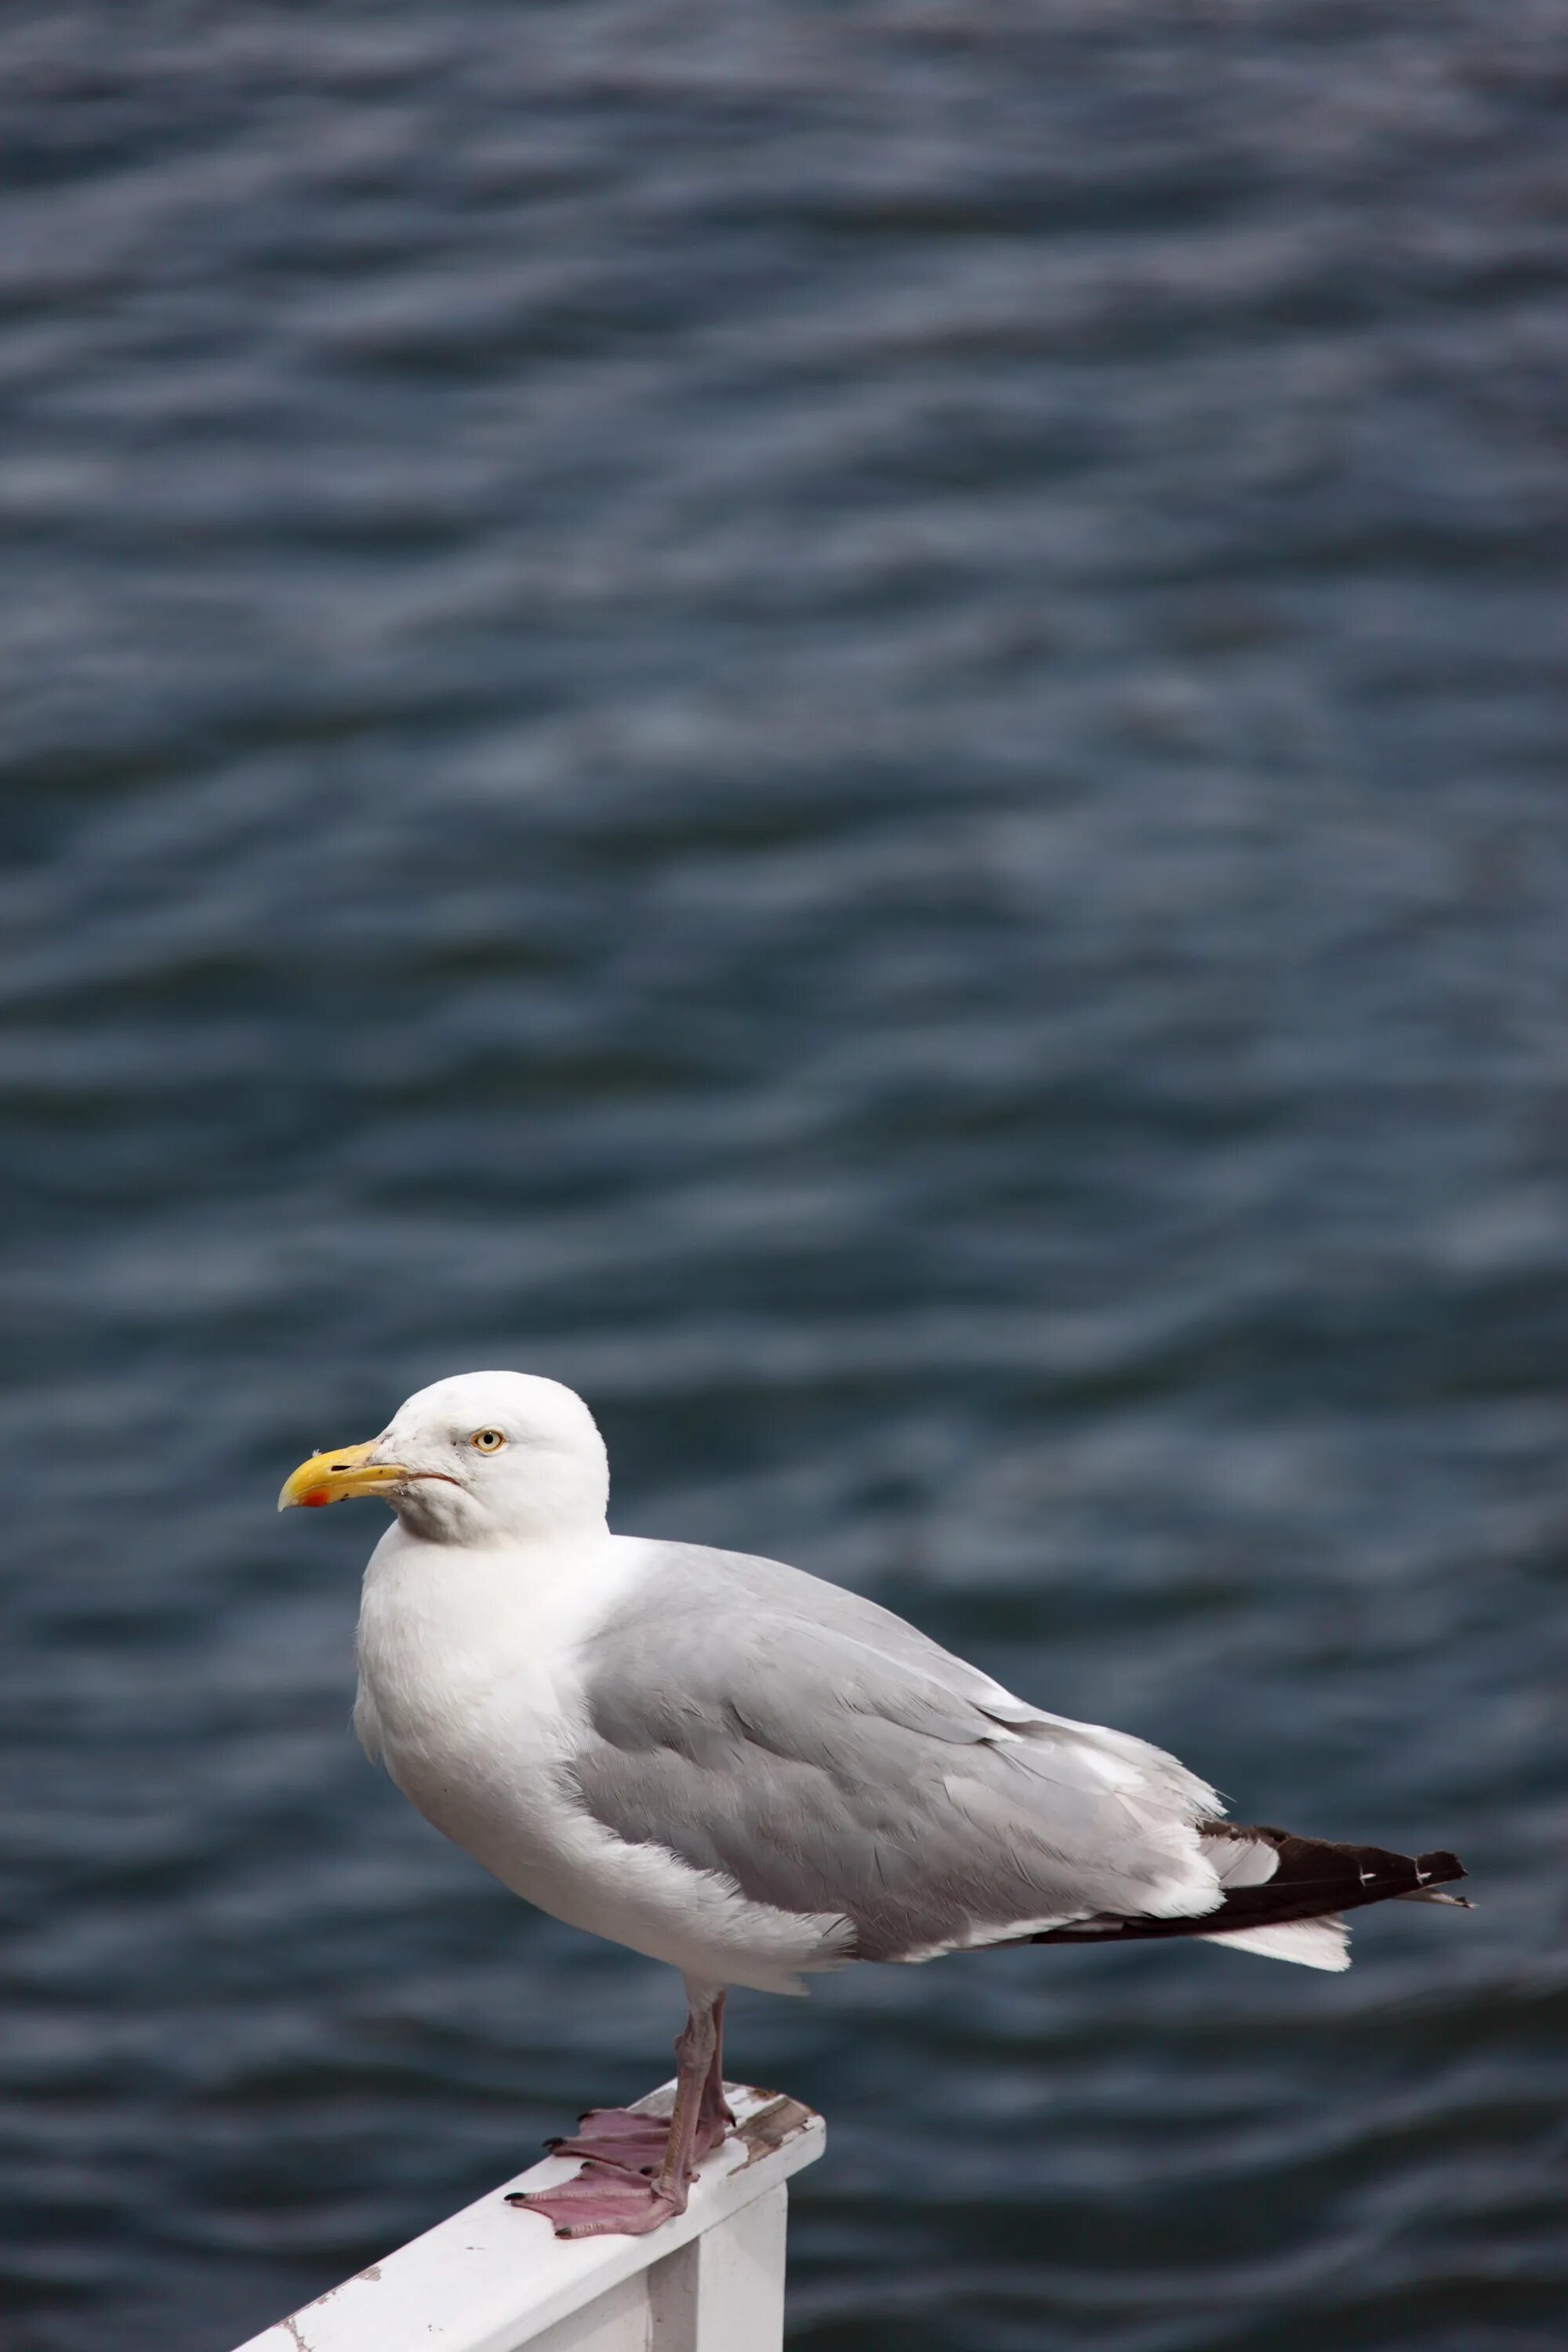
[{"left": 354, "top": 1527, "right": 848, "bottom": 1994}]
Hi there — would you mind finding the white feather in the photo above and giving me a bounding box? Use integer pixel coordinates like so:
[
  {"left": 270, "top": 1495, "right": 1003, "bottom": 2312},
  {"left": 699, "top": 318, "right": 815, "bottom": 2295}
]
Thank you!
[
  {"left": 1196, "top": 1915, "right": 1351, "bottom": 1971},
  {"left": 1207, "top": 1834, "right": 1281, "bottom": 1889}
]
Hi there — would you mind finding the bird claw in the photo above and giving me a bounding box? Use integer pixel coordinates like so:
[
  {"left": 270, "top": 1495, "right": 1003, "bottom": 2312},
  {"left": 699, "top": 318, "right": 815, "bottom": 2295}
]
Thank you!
[
  {"left": 542, "top": 2107, "right": 673, "bottom": 2175},
  {"left": 514, "top": 2095, "right": 739, "bottom": 2235}
]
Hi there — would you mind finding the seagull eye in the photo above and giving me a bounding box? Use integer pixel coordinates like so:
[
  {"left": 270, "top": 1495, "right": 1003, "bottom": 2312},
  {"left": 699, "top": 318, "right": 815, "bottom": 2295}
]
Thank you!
[{"left": 470, "top": 1428, "right": 506, "bottom": 1454}]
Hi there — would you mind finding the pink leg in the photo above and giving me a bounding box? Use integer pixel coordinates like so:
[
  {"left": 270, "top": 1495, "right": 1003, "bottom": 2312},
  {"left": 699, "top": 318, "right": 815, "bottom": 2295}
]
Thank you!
[
  {"left": 695, "top": 1993, "right": 735, "bottom": 2150},
  {"left": 509, "top": 1984, "right": 731, "bottom": 2240},
  {"left": 543, "top": 1992, "right": 732, "bottom": 2176}
]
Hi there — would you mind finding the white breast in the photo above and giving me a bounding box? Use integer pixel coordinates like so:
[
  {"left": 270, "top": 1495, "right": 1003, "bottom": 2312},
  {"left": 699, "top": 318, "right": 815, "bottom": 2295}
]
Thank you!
[{"left": 354, "top": 1519, "right": 637, "bottom": 1852}]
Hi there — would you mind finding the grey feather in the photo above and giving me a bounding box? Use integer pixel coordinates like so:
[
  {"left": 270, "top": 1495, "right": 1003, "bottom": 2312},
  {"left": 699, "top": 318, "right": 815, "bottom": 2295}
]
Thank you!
[{"left": 569, "top": 1544, "right": 1220, "bottom": 1963}]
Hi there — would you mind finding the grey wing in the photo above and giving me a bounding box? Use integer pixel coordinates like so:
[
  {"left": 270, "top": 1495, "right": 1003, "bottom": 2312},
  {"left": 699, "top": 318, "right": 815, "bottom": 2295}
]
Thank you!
[{"left": 569, "top": 1544, "right": 1223, "bottom": 1962}]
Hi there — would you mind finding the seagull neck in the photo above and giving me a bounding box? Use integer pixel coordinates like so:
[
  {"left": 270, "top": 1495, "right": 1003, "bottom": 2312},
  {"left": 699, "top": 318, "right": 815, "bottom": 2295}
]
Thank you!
[
  {"left": 380, "top": 1507, "right": 612, "bottom": 1562},
  {"left": 388, "top": 1484, "right": 610, "bottom": 1550},
  {"left": 359, "top": 1519, "right": 633, "bottom": 1668}
]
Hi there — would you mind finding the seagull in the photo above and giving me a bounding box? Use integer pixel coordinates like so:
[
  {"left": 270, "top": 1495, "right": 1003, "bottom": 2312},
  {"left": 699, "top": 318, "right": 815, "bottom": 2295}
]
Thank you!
[{"left": 279, "top": 1369, "right": 1468, "bottom": 2241}]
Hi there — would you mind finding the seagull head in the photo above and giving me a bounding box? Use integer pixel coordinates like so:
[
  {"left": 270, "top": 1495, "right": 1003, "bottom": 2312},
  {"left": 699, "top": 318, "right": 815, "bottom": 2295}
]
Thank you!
[{"left": 278, "top": 1369, "right": 611, "bottom": 1546}]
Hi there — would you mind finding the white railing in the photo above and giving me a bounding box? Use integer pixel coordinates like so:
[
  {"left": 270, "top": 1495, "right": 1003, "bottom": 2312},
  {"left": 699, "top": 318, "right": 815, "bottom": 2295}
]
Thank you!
[{"left": 231, "top": 2080, "right": 825, "bottom": 2352}]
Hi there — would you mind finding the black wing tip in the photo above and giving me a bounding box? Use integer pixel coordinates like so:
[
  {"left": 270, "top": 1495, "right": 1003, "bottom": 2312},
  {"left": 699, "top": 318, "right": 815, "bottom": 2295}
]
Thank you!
[
  {"left": 1213, "top": 1825, "right": 1468, "bottom": 1896},
  {"left": 1025, "top": 1831, "right": 1470, "bottom": 1952}
]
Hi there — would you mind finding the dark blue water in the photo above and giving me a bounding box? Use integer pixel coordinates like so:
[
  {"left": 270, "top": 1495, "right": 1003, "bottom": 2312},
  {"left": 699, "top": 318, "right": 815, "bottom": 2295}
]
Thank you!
[{"left": 4, "top": 6, "right": 1567, "bottom": 2348}]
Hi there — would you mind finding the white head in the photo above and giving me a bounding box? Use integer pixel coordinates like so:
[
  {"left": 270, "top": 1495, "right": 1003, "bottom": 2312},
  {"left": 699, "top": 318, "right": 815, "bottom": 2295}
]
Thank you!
[{"left": 278, "top": 1370, "right": 610, "bottom": 1547}]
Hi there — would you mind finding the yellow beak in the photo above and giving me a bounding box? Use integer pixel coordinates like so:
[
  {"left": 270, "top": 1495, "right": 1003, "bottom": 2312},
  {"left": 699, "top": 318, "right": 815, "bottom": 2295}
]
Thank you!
[{"left": 277, "top": 1439, "right": 412, "bottom": 1512}]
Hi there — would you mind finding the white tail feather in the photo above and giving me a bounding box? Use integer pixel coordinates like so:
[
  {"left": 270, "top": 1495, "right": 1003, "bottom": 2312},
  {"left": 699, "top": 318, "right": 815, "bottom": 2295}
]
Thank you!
[{"left": 1197, "top": 1915, "right": 1351, "bottom": 1971}]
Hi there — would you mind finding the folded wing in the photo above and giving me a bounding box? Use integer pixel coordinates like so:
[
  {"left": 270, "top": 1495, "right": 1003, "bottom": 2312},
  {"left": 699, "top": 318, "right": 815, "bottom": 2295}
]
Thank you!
[{"left": 568, "top": 1543, "right": 1225, "bottom": 1963}]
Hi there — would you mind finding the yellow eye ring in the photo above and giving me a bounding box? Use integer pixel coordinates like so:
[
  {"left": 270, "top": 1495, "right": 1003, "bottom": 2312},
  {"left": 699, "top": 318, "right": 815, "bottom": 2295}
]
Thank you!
[{"left": 470, "top": 1428, "right": 506, "bottom": 1454}]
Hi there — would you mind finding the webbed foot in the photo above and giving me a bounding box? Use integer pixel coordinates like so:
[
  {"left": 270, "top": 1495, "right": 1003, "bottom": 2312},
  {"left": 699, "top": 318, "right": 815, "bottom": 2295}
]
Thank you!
[{"left": 508, "top": 2162, "right": 685, "bottom": 2239}]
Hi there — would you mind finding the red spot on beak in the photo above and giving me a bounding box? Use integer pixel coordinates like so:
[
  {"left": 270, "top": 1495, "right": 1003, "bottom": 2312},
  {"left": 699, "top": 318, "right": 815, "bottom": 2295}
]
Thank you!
[{"left": 302, "top": 1488, "right": 331, "bottom": 1508}]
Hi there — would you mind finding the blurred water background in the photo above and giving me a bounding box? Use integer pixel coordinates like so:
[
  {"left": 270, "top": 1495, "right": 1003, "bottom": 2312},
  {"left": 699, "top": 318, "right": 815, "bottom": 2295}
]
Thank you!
[{"left": 4, "top": 5, "right": 1568, "bottom": 2348}]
